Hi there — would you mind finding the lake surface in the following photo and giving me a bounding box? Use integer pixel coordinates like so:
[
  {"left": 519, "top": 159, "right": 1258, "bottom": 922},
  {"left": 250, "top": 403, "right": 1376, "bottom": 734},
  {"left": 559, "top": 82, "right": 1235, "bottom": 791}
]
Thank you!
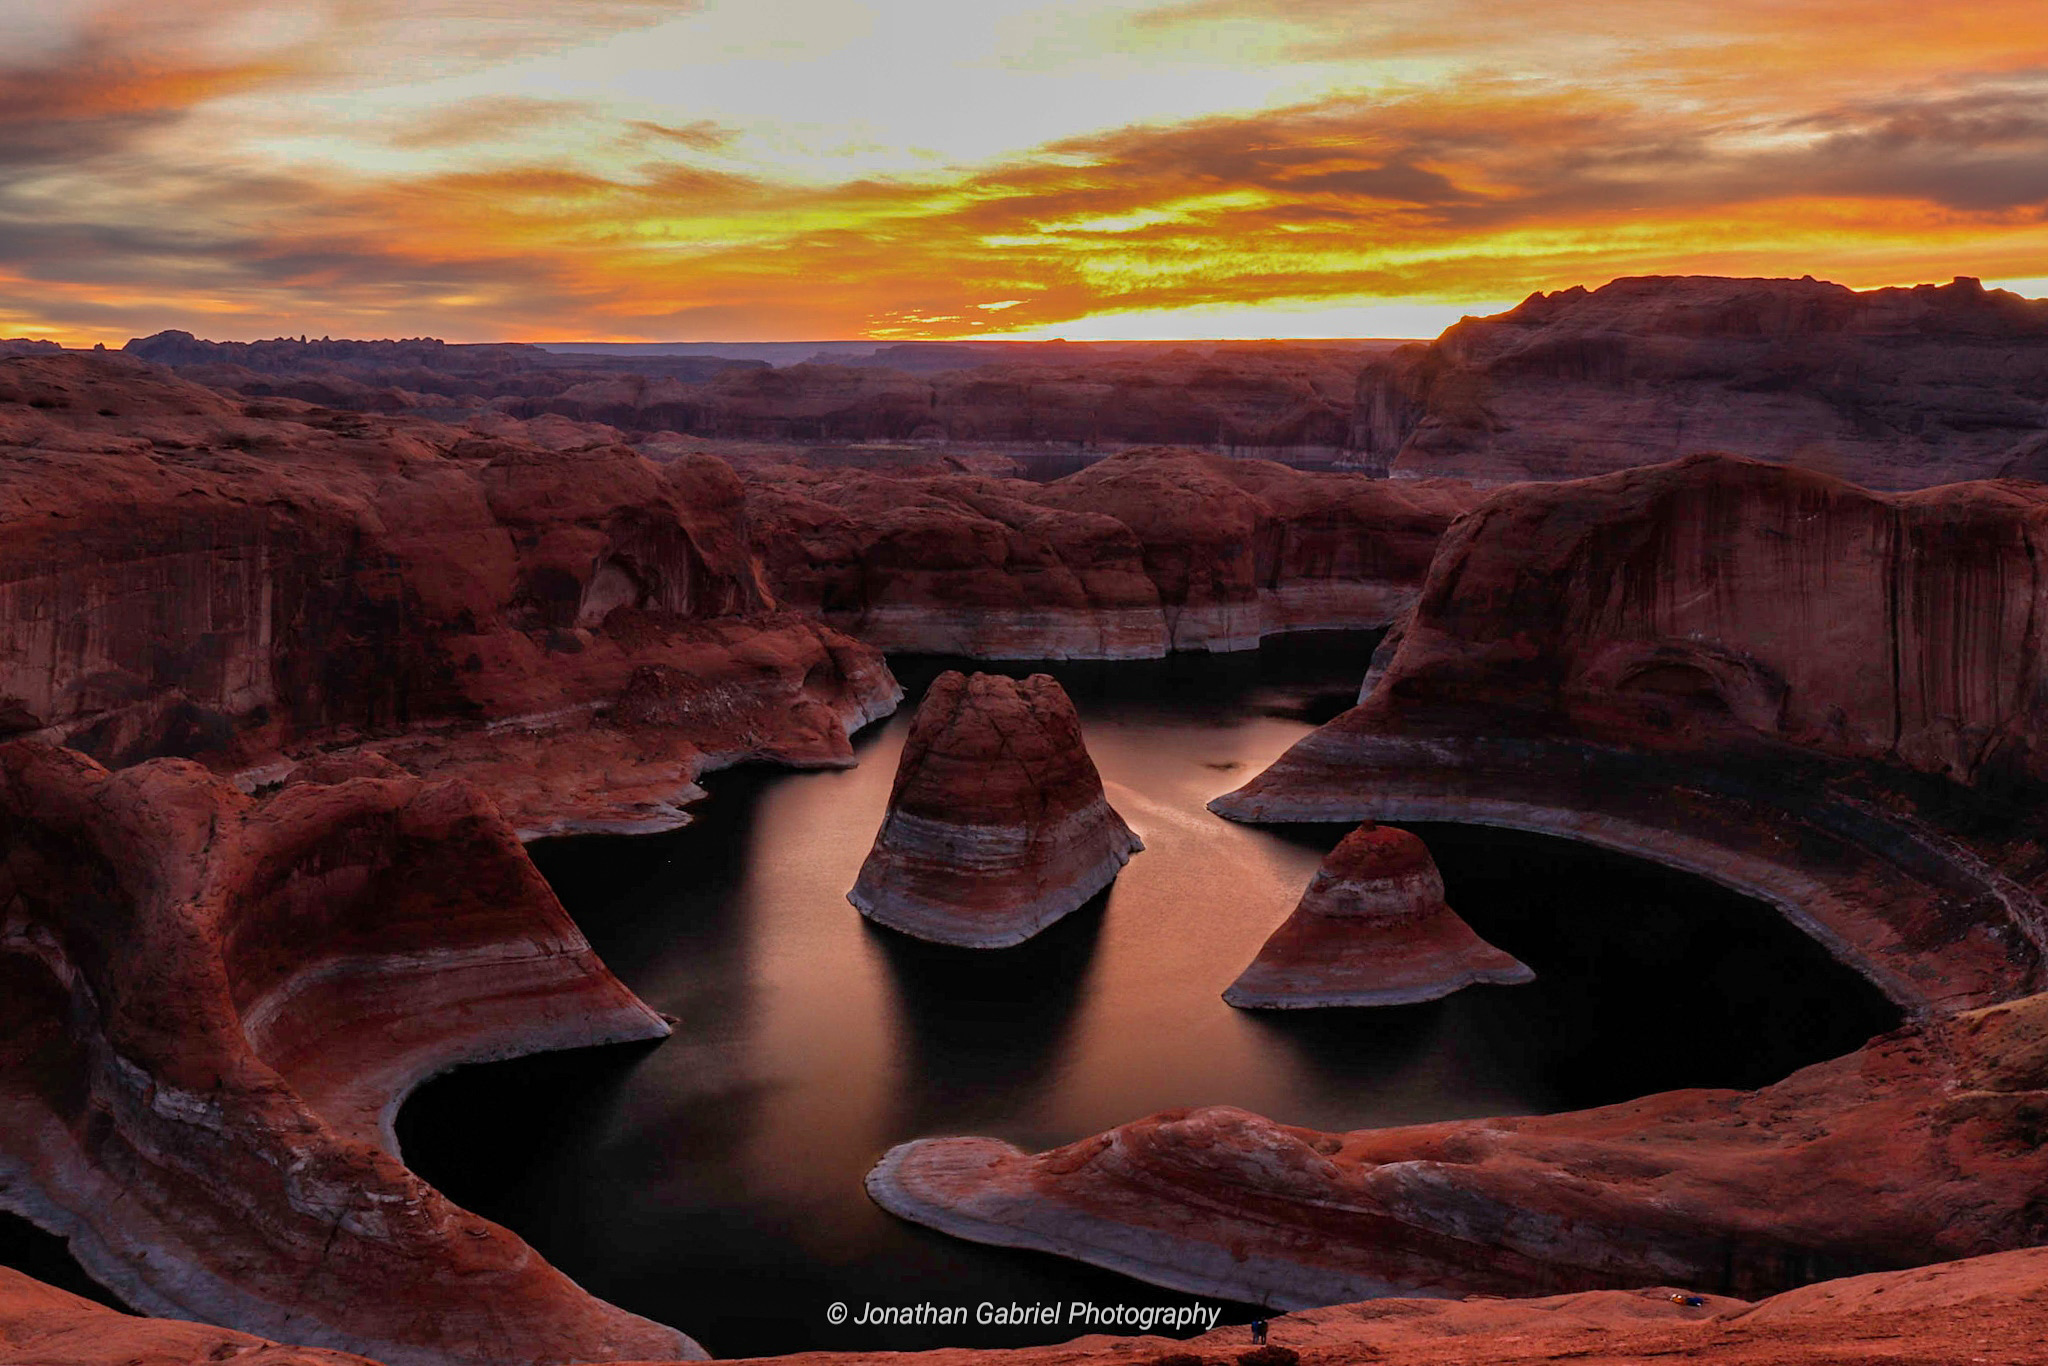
[{"left": 398, "top": 637, "right": 1901, "bottom": 1357}]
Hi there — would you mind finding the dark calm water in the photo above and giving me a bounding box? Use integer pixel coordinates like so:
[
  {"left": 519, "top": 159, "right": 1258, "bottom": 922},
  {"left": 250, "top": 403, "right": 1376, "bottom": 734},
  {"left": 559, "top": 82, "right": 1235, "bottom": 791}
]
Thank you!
[{"left": 394, "top": 638, "right": 1901, "bottom": 1358}]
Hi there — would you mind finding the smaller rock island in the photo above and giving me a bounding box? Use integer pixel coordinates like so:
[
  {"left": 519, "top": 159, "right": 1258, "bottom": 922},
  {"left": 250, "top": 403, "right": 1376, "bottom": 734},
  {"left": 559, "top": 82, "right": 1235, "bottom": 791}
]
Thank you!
[
  {"left": 849, "top": 670, "right": 1142, "bottom": 947},
  {"left": 1224, "top": 822, "right": 1533, "bottom": 1008}
]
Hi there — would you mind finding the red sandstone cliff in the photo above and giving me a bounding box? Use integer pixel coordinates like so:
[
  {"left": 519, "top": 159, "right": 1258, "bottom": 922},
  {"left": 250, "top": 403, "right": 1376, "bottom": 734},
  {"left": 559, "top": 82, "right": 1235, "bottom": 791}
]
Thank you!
[
  {"left": 849, "top": 672, "right": 1141, "bottom": 947},
  {"left": 1354, "top": 276, "right": 2048, "bottom": 488},
  {"left": 1216, "top": 454, "right": 2048, "bottom": 1013},
  {"left": 748, "top": 449, "right": 1480, "bottom": 657},
  {"left": 1224, "top": 823, "right": 1531, "bottom": 1009},
  {"left": 0, "top": 740, "right": 696, "bottom": 1364},
  {"left": 0, "top": 351, "right": 900, "bottom": 836}
]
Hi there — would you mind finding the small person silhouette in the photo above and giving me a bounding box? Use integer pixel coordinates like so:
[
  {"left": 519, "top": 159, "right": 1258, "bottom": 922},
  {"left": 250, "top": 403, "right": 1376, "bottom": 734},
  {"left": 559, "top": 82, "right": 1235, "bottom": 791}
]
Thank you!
[{"left": 1251, "top": 1319, "right": 1268, "bottom": 1345}]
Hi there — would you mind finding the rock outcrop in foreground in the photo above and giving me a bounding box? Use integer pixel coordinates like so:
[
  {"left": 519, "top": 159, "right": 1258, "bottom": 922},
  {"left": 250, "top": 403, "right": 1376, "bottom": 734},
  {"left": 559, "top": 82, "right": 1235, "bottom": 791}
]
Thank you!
[
  {"left": 16, "top": 1243, "right": 2048, "bottom": 1366},
  {"left": 1354, "top": 275, "right": 2048, "bottom": 488},
  {"left": 1223, "top": 823, "right": 1531, "bottom": 1009},
  {"left": 849, "top": 672, "right": 1141, "bottom": 947},
  {"left": 1217, "top": 454, "right": 2048, "bottom": 1014},
  {"left": 748, "top": 448, "right": 1481, "bottom": 657},
  {"left": 0, "top": 351, "right": 900, "bottom": 837},
  {"left": 0, "top": 740, "right": 696, "bottom": 1365},
  {"left": 869, "top": 991, "right": 2048, "bottom": 1309}
]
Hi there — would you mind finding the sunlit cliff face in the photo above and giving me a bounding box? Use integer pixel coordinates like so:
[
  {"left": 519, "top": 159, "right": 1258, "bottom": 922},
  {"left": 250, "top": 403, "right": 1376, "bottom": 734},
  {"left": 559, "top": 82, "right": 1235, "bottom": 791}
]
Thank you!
[{"left": 3, "top": 0, "right": 2045, "bottom": 344}]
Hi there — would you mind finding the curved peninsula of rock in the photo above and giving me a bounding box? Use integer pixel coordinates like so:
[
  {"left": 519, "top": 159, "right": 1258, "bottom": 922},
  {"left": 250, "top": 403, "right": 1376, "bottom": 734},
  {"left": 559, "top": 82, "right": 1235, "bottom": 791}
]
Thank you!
[
  {"left": 869, "top": 991, "right": 2048, "bottom": 1309},
  {"left": 0, "top": 739, "right": 699, "bottom": 1365},
  {"left": 1353, "top": 274, "right": 2048, "bottom": 488},
  {"left": 849, "top": 672, "right": 1141, "bottom": 947},
  {"left": 1215, "top": 454, "right": 2048, "bottom": 1014},
  {"left": 1225, "top": 823, "right": 1531, "bottom": 1009},
  {"left": 748, "top": 448, "right": 1481, "bottom": 658},
  {"left": 0, "top": 351, "right": 901, "bottom": 837}
]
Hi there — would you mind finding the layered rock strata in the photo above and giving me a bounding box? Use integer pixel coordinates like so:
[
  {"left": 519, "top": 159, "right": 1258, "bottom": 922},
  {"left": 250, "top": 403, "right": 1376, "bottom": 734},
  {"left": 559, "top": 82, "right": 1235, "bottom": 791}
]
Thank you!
[
  {"left": 749, "top": 448, "right": 1480, "bottom": 658},
  {"left": 1224, "top": 823, "right": 1532, "bottom": 1008},
  {"left": 849, "top": 672, "right": 1141, "bottom": 947},
  {"left": 0, "top": 351, "right": 900, "bottom": 837},
  {"left": 869, "top": 990, "right": 2048, "bottom": 1309},
  {"left": 1353, "top": 275, "right": 2048, "bottom": 488},
  {"left": 1216, "top": 454, "right": 2048, "bottom": 1013},
  {"left": 19, "top": 1244, "right": 2048, "bottom": 1366},
  {"left": 0, "top": 740, "right": 697, "bottom": 1364}
]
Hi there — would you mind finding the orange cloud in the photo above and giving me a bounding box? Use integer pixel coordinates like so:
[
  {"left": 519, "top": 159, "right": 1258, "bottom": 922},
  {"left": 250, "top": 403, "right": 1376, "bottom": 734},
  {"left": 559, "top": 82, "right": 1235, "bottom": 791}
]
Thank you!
[{"left": 2, "top": 1, "right": 2045, "bottom": 343}]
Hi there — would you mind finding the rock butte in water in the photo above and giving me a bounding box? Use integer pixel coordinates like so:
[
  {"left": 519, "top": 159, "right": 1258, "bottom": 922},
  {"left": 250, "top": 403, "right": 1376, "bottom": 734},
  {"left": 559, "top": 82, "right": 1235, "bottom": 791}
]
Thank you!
[
  {"left": 746, "top": 447, "right": 1480, "bottom": 659},
  {"left": 1224, "top": 823, "right": 1532, "bottom": 1009},
  {"left": 16, "top": 1246, "right": 2048, "bottom": 1366},
  {"left": 1216, "top": 453, "right": 2048, "bottom": 1014},
  {"left": 849, "top": 671, "right": 1142, "bottom": 948},
  {"left": 1353, "top": 274, "right": 2048, "bottom": 488},
  {"left": 867, "top": 990, "right": 2048, "bottom": 1309},
  {"left": 0, "top": 739, "right": 697, "bottom": 1365}
]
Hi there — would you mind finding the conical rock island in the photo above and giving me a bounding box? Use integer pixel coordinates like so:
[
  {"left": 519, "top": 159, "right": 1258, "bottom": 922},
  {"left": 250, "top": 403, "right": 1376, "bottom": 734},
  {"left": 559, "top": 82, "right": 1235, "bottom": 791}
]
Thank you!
[
  {"left": 849, "top": 671, "right": 1142, "bottom": 947},
  {"left": 1225, "top": 822, "right": 1532, "bottom": 1007}
]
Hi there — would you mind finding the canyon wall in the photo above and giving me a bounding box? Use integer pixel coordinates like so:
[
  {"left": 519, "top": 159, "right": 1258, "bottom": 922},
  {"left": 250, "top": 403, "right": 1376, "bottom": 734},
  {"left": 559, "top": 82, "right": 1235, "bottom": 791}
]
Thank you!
[
  {"left": 1354, "top": 276, "right": 2048, "bottom": 488},
  {"left": 1216, "top": 453, "right": 2048, "bottom": 1012},
  {"left": 747, "top": 448, "right": 1480, "bottom": 657},
  {"left": 0, "top": 351, "right": 899, "bottom": 835}
]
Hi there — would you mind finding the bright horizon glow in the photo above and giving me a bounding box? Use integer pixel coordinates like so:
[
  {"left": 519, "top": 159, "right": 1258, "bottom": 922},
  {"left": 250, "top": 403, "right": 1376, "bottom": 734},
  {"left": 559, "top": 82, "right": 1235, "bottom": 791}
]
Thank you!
[{"left": 2, "top": 2, "right": 2046, "bottom": 346}]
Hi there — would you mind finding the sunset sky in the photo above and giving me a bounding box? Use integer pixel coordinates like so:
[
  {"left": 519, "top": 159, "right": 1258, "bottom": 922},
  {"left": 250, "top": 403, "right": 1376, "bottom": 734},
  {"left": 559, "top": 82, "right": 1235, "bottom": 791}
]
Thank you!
[{"left": 4, "top": 0, "right": 2047, "bottom": 344}]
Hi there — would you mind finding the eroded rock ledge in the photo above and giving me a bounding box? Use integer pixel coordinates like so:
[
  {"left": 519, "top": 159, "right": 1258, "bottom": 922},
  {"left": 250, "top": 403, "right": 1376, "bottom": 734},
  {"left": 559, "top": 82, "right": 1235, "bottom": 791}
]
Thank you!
[
  {"left": 868, "top": 991, "right": 2048, "bottom": 1309},
  {"left": 1223, "top": 823, "right": 1531, "bottom": 1009},
  {"left": 849, "top": 672, "right": 1141, "bottom": 947},
  {"left": 0, "top": 740, "right": 698, "bottom": 1365}
]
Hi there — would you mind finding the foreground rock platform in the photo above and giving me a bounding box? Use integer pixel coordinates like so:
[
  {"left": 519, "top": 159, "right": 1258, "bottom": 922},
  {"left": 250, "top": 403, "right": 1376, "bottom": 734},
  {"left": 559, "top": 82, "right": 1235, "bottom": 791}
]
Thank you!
[
  {"left": 868, "top": 991, "right": 2048, "bottom": 1310},
  {"left": 1224, "top": 823, "right": 1532, "bottom": 1009},
  {"left": 18, "top": 1244, "right": 2048, "bottom": 1366},
  {"left": 849, "top": 672, "right": 1142, "bottom": 947},
  {"left": 0, "top": 740, "right": 698, "bottom": 1365},
  {"left": 16, "top": 1243, "right": 2048, "bottom": 1365}
]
